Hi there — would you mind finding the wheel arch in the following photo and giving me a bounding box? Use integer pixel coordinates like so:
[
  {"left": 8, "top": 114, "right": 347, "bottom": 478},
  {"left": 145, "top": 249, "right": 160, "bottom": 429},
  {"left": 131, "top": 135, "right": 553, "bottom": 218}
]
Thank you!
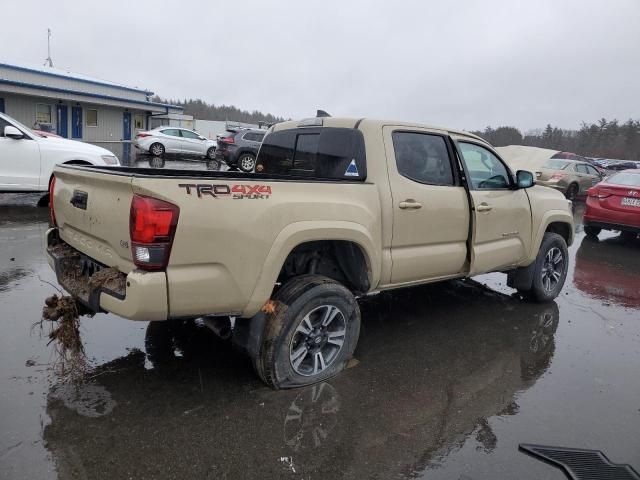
[
  {"left": 530, "top": 211, "right": 574, "bottom": 260},
  {"left": 242, "top": 221, "right": 379, "bottom": 317}
]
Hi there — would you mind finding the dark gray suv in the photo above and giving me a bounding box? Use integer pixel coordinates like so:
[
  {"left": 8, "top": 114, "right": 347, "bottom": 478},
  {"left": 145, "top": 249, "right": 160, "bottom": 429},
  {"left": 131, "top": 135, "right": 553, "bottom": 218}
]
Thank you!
[{"left": 215, "top": 128, "right": 266, "bottom": 172}]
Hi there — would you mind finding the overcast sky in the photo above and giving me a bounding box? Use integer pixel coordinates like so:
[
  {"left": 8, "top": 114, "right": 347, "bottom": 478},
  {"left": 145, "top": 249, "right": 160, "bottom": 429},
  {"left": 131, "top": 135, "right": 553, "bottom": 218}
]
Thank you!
[{"left": 1, "top": 0, "right": 639, "bottom": 131}]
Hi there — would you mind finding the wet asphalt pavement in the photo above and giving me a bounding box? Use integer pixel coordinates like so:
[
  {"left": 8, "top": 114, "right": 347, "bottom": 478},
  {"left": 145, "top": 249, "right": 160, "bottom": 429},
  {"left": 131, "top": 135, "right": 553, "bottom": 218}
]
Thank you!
[{"left": 1, "top": 179, "right": 639, "bottom": 479}]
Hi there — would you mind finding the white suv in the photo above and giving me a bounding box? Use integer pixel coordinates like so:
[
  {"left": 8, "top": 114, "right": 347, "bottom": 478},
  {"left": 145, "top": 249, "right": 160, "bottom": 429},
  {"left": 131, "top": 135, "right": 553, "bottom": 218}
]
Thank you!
[{"left": 0, "top": 112, "right": 119, "bottom": 193}]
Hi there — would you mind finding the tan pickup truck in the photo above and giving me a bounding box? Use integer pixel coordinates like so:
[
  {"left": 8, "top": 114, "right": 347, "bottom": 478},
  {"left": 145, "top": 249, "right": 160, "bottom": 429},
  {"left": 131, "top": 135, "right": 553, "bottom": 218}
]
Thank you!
[{"left": 46, "top": 116, "right": 574, "bottom": 388}]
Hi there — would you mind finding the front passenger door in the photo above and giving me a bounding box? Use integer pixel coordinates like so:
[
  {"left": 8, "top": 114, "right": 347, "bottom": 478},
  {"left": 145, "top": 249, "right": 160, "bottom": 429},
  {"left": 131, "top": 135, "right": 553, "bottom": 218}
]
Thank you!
[
  {"left": 180, "top": 129, "right": 206, "bottom": 154},
  {"left": 457, "top": 141, "right": 532, "bottom": 275},
  {"left": 159, "top": 129, "right": 183, "bottom": 153},
  {"left": 0, "top": 119, "right": 41, "bottom": 191}
]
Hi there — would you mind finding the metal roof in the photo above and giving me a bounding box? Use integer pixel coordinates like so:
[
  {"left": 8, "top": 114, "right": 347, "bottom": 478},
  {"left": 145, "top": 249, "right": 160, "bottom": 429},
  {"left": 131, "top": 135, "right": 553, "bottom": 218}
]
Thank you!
[{"left": 0, "top": 62, "right": 154, "bottom": 95}]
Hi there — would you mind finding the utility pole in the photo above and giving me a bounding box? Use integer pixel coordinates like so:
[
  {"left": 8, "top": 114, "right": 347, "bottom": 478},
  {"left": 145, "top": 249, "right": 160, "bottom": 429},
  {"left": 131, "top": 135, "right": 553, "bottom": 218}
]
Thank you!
[{"left": 44, "top": 28, "right": 54, "bottom": 67}]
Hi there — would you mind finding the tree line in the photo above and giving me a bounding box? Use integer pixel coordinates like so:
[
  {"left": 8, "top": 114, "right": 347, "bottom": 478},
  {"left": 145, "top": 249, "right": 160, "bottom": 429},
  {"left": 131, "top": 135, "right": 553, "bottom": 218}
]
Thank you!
[
  {"left": 470, "top": 118, "right": 640, "bottom": 160},
  {"left": 152, "top": 97, "right": 286, "bottom": 125}
]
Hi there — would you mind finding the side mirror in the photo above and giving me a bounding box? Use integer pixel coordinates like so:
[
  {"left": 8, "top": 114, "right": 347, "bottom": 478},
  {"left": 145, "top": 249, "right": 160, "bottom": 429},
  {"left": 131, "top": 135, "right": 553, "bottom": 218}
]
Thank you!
[
  {"left": 4, "top": 126, "right": 24, "bottom": 139},
  {"left": 516, "top": 170, "right": 535, "bottom": 188}
]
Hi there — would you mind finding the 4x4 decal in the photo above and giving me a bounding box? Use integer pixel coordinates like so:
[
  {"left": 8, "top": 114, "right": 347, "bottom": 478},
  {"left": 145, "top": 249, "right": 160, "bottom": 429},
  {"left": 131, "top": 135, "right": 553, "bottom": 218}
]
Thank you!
[{"left": 179, "top": 184, "right": 272, "bottom": 199}]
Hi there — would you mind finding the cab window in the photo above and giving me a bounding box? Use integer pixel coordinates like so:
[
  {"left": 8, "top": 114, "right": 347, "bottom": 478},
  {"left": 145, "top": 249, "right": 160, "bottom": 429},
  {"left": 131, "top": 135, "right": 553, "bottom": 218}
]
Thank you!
[
  {"left": 180, "top": 130, "right": 200, "bottom": 139},
  {"left": 576, "top": 164, "right": 589, "bottom": 174},
  {"left": 458, "top": 142, "right": 511, "bottom": 190},
  {"left": 392, "top": 132, "right": 454, "bottom": 186}
]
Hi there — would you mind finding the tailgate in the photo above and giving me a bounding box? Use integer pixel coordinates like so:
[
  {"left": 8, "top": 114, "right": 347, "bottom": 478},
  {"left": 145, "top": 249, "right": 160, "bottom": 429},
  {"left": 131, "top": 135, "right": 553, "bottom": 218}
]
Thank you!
[{"left": 53, "top": 166, "right": 135, "bottom": 272}]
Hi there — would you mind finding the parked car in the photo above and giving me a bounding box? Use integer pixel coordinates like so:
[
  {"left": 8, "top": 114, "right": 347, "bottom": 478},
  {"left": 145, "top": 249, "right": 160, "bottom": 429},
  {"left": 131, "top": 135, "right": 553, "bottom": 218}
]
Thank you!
[
  {"left": 583, "top": 169, "right": 640, "bottom": 240},
  {"left": 214, "top": 128, "right": 266, "bottom": 172},
  {"left": 606, "top": 160, "right": 638, "bottom": 171},
  {"left": 0, "top": 111, "right": 119, "bottom": 195},
  {"left": 134, "top": 127, "right": 217, "bottom": 160},
  {"left": 535, "top": 158, "right": 603, "bottom": 199},
  {"left": 46, "top": 115, "right": 574, "bottom": 388}
]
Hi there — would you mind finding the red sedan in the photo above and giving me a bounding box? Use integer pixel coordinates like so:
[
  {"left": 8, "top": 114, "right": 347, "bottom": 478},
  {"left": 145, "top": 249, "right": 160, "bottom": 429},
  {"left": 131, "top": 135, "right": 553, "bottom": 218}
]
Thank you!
[{"left": 583, "top": 169, "right": 640, "bottom": 240}]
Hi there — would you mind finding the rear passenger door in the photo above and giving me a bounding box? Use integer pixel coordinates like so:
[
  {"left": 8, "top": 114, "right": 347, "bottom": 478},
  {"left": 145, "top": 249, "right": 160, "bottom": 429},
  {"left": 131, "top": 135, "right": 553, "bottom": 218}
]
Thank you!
[
  {"left": 456, "top": 141, "right": 532, "bottom": 274},
  {"left": 384, "top": 126, "right": 470, "bottom": 284}
]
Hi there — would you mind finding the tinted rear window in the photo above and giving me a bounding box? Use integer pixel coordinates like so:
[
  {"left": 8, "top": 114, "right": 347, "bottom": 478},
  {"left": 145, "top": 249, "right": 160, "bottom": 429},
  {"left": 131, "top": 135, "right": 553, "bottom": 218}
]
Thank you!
[{"left": 257, "top": 127, "right": 366, "bottom": 180}]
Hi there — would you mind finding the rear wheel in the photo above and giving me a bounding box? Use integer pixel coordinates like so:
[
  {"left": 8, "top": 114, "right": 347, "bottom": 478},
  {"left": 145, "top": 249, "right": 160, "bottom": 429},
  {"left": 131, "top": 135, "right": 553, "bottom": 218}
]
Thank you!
[
  {"left": 238, "top": 153, "right": 256, "bottom": 172},
  {"left": 519, "top": 233, "right": 569, "bottom": 303},
  {"left": 149, "top": 143, "right": 165, "bottom": 156},
  {"left": 253, "top": 275, "right": 360, "bottom": 389},
  {"left": 206, "top": 147, "right": 216, "bottom": 160},
  {"left": 584, "top": 225, "right": 601, "bottom": 237},
  {"left": 565, "top": 183, "right": 579, "bottom": 200}
]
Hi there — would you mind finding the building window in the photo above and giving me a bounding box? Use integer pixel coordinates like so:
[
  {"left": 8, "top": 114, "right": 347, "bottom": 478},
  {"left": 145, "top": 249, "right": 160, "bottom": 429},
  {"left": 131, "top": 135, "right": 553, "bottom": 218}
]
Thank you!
[
  {"left": 86, "top": 109, "right": 98, "bottom": 127},
  {"left": 36, "top": 104, "right": 52, "bottom": 125},
  {"left": 134, "top": 114, "right": 145, "bottom": 130}
]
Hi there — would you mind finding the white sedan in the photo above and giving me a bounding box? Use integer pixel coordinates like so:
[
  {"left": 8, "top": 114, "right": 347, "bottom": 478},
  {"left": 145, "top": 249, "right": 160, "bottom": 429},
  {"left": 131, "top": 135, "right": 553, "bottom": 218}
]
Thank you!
[
  {"left": 134, "top": 127, "right": 217, "bottom": 159},
  {"left": 0, "top": 112, "right": 119, "bottom": 193}
]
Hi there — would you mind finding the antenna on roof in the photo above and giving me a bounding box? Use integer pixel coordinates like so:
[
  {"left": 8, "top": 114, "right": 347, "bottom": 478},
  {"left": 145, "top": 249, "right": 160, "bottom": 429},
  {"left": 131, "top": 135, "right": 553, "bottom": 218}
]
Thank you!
[
  {"left": 316, "top": 110, "right": 331, "bottom": 118},
  {"left": 44, "top": 28, "right": 54, "bottom": 68}
]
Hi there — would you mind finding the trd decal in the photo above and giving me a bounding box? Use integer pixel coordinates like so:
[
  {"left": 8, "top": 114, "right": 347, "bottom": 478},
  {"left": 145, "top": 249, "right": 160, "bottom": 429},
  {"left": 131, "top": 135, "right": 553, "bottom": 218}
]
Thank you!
[{"left": 179, "top": 184, "right": 271, "bottom": 199}]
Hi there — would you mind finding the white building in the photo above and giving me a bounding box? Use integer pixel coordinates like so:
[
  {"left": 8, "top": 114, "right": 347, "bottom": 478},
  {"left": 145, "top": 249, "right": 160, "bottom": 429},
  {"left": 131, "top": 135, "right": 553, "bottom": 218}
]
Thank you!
[{"left": 0, "top": 62, "right": 186, "bottom": 159}]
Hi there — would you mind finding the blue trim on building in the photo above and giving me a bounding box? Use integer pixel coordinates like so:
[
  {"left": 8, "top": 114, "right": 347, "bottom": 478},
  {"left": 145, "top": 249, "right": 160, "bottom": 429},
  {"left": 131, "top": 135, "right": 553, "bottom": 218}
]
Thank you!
[
  {"left": 71, "top": 106, "right": 82, "bottom": 139},
  {"left": 56, "top": 104, "right": 69, "bottom": 138},
  {"left": 0, "top": 97, "right": 4, "bottom": 113},
  {"left": 0, "top": 63, "right": 154, "bottom": 95},
  {"left": 0, "top": 79, "right": 183, "bottom": 112}
]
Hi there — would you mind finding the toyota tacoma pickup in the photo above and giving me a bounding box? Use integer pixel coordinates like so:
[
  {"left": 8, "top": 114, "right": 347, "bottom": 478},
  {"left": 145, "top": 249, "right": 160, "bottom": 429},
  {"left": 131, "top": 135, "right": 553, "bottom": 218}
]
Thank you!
[{"left": 45, "top": 116, "right": 574, "bottom": 388}]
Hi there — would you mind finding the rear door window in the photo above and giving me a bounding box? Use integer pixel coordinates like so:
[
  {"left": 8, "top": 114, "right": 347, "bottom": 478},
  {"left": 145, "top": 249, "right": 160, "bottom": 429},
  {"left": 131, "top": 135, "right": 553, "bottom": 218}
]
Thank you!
[
  {"left": 257, "top": 127, "right": 366, "bottom": 180},
  {"left": 392, "top": 131, "right": 454, "bottom": 185},
  {"left": 161, "top": 129, "right": 180, "bottom": 137}
]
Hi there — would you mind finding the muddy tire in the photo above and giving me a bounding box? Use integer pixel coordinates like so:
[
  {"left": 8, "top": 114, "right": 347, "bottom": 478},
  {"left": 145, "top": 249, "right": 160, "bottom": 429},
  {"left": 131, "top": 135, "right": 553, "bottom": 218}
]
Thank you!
[
  {"left": 253, "top": 275, "right": 360, "bottom": 389},
  {"left": 584, "top": 225, "right": 601, "bottom": 237},
  {"left": 521, "top": 233, "right": 569, "bottom": 303}
]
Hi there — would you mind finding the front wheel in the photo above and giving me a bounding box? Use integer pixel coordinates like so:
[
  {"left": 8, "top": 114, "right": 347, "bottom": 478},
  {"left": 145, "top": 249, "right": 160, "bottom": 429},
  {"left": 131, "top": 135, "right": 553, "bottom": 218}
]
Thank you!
[
  {"left": 206, "top": 147, "right": 216, "bottom": 160},
  {"left": 253, "top": 275, "right": 361, "bottom": 389},
  {"left": 520, "top": 233, "right": 569, "bottom": 303},
  {"left": 238, "top": 153, "right": 256, "bottom": 172}
]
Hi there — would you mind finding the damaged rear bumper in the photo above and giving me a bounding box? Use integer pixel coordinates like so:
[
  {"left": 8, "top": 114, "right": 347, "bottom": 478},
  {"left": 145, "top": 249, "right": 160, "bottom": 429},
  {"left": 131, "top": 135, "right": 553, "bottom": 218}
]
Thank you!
[{"left": 45, "top": 228, "right": 169, "bottom": 321}]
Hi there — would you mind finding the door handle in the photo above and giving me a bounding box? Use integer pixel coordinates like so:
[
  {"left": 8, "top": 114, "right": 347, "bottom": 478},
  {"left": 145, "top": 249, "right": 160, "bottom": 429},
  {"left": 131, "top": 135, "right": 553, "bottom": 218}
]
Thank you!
[
  {"left": 476, "top": 203, "right": 492, "bottom": 212},
  {"left": 399, "top": 200, "right": 422, "bottom": 210}
]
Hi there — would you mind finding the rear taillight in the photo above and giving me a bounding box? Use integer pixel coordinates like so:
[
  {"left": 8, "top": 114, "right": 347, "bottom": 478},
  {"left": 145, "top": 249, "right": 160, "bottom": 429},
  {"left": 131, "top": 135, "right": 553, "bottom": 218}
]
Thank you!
[
  {"left": 551, "top": 172, "right": 566, "bottom": 180},
  {"left": 129, "top": 195, "right": 180, "bottom": 270},
  {"left": 136, "top": 133, "right": 151, "bottom": 138},
  {"left": 49, "top": 176, "right": 57, "bottom": 227},
  {"left": 220, "top": 136, "right": 235, "bottom": 144},
  {"left": 587, "top": 187, "right": 610, "bottom": 199}
]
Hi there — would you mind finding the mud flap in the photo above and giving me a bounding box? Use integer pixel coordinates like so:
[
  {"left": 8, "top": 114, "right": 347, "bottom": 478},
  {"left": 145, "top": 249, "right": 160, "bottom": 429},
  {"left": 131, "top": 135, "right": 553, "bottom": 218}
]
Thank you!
[
  {"left": 232, "top": 312, "right": 267, "bottom": 359},
  {"left": 507, "top": 261, "right": 536, "bottom": 291}
]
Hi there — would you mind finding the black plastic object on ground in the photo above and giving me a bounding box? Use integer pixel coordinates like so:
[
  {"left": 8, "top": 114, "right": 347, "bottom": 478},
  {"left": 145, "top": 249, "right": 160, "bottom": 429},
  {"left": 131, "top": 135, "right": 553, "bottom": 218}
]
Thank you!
[{"left": 519, "top": 443, "right": 640, "bottom": 480}]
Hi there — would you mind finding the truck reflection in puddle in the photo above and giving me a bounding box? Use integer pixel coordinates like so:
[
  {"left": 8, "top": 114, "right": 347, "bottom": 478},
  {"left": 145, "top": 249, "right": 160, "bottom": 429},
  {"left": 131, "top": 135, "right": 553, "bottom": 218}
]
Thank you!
[{"left": 43, "top": 280, "right": 559, "bottom": 479}]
